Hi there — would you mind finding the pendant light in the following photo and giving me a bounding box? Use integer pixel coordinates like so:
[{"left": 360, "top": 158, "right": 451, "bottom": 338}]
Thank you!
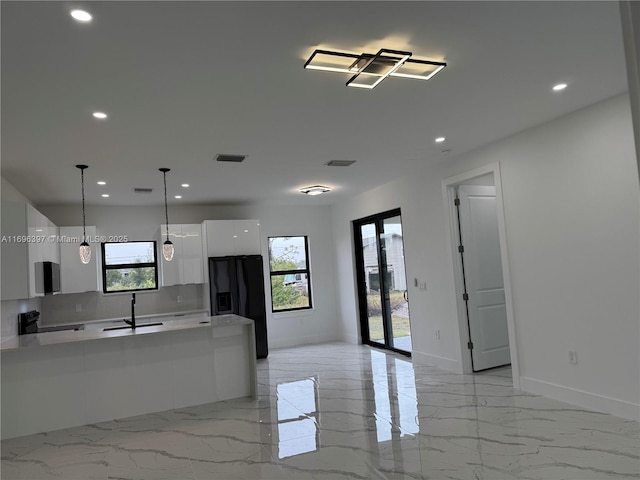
[
  {"left": 159, "top": 168, "right": 174, "bottom": 261},
  {"left": 75, "top": 164, "right": 91, "bottom": 264}
]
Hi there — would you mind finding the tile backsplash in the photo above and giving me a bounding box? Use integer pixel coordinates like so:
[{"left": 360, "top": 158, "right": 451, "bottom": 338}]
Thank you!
[
  {"left": 39, "top": 284, "right": 206, "bottom": 326},
  {"left": 1, "top": 298, "right": 42, "bottom": 338}
]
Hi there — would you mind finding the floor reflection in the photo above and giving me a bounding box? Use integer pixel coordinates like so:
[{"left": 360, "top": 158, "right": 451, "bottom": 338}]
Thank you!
[
  {"left": 276, "top": 377, "right": 319, "bottom": 459},
  {"left": 369, "top": 350, "right": 419, "bottom": 442}
]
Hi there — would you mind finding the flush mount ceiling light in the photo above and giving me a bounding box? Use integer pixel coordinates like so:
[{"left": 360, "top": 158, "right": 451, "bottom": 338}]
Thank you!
[
  {"left": 553, "top": 83, "right": 568, "bottom": 91},
  {"left": 70, "top": 9, "right": 92, "bottom": 22},
  {"left": 300, "top": 185, "right": 331, "bottom": 196},
  {"left": 304, "top": 48, "right": 446, "bottom": 89},
  {"left": 75, "top": 165, "right": 91, "bottom": 264},
  {"left": 92, "top": 112, "right": 107, "bottom": 119}
]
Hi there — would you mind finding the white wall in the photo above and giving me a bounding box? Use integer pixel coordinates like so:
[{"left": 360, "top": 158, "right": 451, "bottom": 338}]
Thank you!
[
  {"left": 331, "top": 94, "right": 640, "bottom": 419},
  {"left": 38, "top": 203, "right": 339, "bottom": 349}
]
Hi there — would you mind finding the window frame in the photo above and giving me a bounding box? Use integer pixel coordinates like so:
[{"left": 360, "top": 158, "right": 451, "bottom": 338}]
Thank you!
[
  {"left": 101, "top": 240, "right": 159, "bottom": 294},
  {"left": 268, "top": 235, "right": 313, "bottom": 313}
]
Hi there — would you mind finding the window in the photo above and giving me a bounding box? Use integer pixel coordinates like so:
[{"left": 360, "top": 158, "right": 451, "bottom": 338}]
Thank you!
[
  {"left": 101, "top": 241, "right": 158, "bottom": 293},
  {"left": 268, "top": 236, "right": 312, "bottom": 312}
]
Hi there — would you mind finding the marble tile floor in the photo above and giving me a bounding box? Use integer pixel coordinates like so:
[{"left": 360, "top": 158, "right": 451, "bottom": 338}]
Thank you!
[{"left": 1, "top": 342, "right": 638, "bottom": 479}]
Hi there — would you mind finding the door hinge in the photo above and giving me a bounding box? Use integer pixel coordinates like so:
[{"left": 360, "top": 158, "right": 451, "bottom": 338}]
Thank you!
[
  {"left": 458, "top": 245, "right": 464, "bottom": 253},
  {"left": 467, "top": 341, "right": 474, "bottom": 350},
  {"left": 454, "top": 197, "right": 460, "bottom": 206},
  {"left": 462, "top": 293, "right": 469, "bottom": 301}
]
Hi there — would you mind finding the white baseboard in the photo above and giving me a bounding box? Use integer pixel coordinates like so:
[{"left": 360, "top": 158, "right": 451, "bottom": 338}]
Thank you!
[
  {"left": 412, "top": 350, "right": 460, "bottom": 373},
  {"left": 269, "top": 333, "right": 340, "bottom": 350},
  {"left": 520, "top": 376, "right": 639, "bottom": 421},
  {"left": 340, "top": 333, "right": 360, "bottom": 345}
]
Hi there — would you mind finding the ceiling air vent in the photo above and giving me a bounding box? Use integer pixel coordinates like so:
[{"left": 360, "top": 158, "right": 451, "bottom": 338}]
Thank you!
[
  {"left": 216, "top": 154, "right": 246, "bottom": 163},
  {"left": 134, "top": 187, "right": 154, "bottom": 194},
  {"left": 325, "top": 160, "right": 356, "bottom": 167}
]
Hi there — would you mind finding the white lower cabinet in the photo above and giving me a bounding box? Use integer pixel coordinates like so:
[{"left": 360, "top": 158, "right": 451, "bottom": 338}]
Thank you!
[
  {"left": 59, "top": 226, "right": 100, "bottom": 294},
  {"left": 160, "top": 224, "right": 204, "bottom": 286}
]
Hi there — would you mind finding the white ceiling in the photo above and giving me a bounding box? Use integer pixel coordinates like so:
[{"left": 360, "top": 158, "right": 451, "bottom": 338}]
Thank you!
[{"left": 1, "top": 1, "right": 629, "bottom": 207}]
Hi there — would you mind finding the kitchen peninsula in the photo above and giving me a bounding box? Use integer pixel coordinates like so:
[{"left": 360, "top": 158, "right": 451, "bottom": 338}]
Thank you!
[{"left": 1, "top": 314, "right": 257, "bottom": 439}]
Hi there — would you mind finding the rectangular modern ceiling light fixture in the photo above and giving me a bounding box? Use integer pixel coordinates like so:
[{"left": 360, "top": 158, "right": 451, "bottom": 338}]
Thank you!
[
  {"left": 304, "top": 48, "right": 446, "bottom": 89},
  {"left": 346, "top": 49, "right": 411, "bottom": 89}
]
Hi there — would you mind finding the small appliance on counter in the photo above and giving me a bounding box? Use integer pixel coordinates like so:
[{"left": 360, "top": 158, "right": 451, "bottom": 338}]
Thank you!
[
  {"left": 18, "top": 310, "right": 40, "bottom": 335},
  {"left": 18, "top": 310, "right": 84, "bottom": 335}
]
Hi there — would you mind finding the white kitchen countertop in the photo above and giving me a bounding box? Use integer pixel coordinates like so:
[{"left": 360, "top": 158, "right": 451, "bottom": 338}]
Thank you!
[{"left": 0, "top": 314, "right": 253, "bottom": 352}]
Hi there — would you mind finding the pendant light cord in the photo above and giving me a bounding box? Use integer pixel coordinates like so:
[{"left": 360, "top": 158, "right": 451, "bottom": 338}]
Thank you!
[
  {"left": 81, "top": 167, "right": 86, "bottom": 241},
  {"left": 163, "top": 170, "right": 169, "bottom": 240}
]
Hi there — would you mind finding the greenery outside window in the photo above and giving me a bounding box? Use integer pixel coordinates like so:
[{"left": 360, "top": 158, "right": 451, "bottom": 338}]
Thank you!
[
  {"left": 101, "top": 241, "right": 158, "bottom": 293},
  {"left": 268, "top": 236, "right": 312, "bottom": 312}
]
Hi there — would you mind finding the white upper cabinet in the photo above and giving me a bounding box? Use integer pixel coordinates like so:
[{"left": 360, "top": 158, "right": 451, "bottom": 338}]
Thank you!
[
  {"left": 26, "top": 204, "right": 59, "bottom": 297},
  {"left": 160, "top": 224, "right": 204, "bottom": 286},
  {"left": 0, "top": 202, "right": 59, "bottom": 300},
  {"left": 59, "top": 226, "right": 99, "bottom": 294},
  {"left": 233, "top": 220, "right": 262, "bottom": 255},
  {"left": 204, "top": 220, "right": 235, "bottom": 256},
  {"left": 202, "top": 220, "right": 261, "bottom": 257},
  {"left": 181, "top": 224, "right": 205, "bottom": 284},
  {"left": 1, "top": 202, "right": 29, "bottom": 300}
]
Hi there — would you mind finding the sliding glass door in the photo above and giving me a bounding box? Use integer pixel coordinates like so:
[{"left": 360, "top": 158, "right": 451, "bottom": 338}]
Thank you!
[{"left": 354, "top": 209, "right": 412, "bottom": 355}]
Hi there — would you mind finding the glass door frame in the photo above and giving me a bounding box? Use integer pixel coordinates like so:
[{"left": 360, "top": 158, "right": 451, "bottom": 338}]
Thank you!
[{"left": 353, "top": 208, "right": 411, "bottom": 357}]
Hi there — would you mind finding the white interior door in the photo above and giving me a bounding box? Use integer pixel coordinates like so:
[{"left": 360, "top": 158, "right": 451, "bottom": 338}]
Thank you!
[{"left": 458, "top": 185, "right": 510, "bottom": 371}]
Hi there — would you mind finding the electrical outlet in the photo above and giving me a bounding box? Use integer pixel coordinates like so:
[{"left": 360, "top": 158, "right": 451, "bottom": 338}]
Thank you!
[
  {"left": 75, "top": 304, "right": 82, "bottom": 313},
  {"left": 177, "top": 295, "right": 183, "bottom": 303},
  {"left": 568, "top": 351, "right": 578, "bottom": 365},
  {"left": 419, "top": 281, "right": 428, "bottom": 291},
  {"left": 435, "top": 329, "right": 440, "bottom": 340}
]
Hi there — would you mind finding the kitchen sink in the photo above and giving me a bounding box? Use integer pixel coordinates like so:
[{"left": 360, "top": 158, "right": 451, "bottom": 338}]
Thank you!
[
  {"left": 103, "top": 322, "right": 164, "bottom": 332},
  {"left": 38, "top": 324, "right": 85, "bottom": 333}
]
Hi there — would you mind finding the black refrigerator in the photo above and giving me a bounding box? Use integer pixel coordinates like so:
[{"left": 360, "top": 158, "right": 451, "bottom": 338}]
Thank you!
[{"left": 208, "top": 255, "right": 268, "bottom": 358}]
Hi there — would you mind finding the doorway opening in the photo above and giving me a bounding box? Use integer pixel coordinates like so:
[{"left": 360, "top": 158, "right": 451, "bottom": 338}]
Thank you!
[
  {"left": 443, "top": 164, "right": 519, "bottom": 387},
  {"left": 353, "top": 209, "right": 412, "bottom": 356}
]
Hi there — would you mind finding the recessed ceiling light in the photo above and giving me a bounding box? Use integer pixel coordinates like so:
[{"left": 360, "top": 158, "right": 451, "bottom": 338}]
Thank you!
[
  {"left": 181, "top": 183, "right": 189, "bottom": 188},
  {"left": 92, "top": 112, "right": 108, "bottom": 119},
  {"left": 70, "top": 9, "right": 92, "bottom": 22},
  {"left": 435, "top": 137, "right": 446, "bottom": 143},
  {"left": 300, "top": 185, "right": 331, "bottom": 196},
  {"left": 552, "top": 83, "right": 568, "bottom": 91},
  {"left": 97, "top": 181, "right": 106, "bottom": 185},
  {"left": 174, "top": 195, "right": 182, "bottom": 199},
  {"left": 101, "top": 194, "right": 109, "bottom": 198}
]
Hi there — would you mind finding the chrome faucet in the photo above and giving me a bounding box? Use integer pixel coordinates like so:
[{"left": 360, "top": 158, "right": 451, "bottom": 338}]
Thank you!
[{"left": 123, "top": 292, "right": 136, "bottom": 329}]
